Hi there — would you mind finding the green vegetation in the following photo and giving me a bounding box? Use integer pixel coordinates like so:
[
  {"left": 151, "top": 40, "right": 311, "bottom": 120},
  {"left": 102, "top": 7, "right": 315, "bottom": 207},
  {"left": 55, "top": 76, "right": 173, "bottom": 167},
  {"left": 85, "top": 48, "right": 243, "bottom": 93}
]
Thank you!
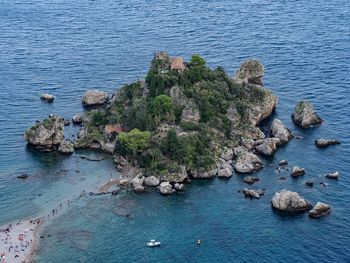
[{"left": 82, "top": 53, "right": 272, "bottom": 177}]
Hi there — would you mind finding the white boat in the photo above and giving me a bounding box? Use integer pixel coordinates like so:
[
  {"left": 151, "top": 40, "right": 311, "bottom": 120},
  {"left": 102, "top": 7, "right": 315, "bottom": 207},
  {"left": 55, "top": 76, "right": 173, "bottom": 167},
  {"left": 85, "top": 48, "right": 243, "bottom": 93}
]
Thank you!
[{"left": 147, "top": 239, "right": 161, "bottom": 247}]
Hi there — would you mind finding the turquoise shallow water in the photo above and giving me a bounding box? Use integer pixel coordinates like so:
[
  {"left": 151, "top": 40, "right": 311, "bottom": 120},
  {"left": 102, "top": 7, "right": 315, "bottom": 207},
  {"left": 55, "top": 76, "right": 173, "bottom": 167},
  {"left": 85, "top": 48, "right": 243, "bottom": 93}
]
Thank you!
[{"left": 0, "top": 0, "right": 349, "bottom": 262}]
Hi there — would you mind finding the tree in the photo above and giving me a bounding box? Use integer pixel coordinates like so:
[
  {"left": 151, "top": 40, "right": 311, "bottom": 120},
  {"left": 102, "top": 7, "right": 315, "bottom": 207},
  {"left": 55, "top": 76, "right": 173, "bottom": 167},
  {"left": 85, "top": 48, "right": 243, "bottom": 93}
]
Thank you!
[
  {"left": 188, "top": 55, "right": 206, "bottom": 67},
  {"left": 118, "top": 129, "right": 151, "bottom": 155},
  {"left": 149, "top": 95, "right": 175, "bottom": 127}
]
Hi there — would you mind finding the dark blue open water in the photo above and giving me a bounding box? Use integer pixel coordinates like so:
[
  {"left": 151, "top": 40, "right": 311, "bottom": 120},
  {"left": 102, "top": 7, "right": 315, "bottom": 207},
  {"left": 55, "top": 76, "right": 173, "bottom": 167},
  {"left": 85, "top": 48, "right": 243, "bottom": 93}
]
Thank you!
[{"left": 0, "top": 0, "right": 349, "bottom": 262}]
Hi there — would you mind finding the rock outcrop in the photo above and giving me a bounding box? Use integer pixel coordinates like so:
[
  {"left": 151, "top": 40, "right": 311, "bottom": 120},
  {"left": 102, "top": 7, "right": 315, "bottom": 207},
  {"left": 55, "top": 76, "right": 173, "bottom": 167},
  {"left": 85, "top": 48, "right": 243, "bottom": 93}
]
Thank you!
[
  {"left": 40, "top": 93, "right": 55, "bottom": 103},
  {"left": 234, "top": 151, "right": 264, "bottom": 174},
  {"left": 160, "top": 166, "right": 188, "bottom": 182},
  {"left": 159, "top": 182, "right": 176, "bottom": 195},
  {"left": 309, "top": 202, "right": 331, "bottom": 218},
  {"left": 326, "top": 171, "right": 339, "bottom": 180},
  {"left": 315, "top": 139, "right": 341, "bottom": 148},
  {"left": 217, "top": 168, "right": 232, "bottom": 178},
  {"left": 191, "top": 168, "right": 217, "bottom": 179},
  {"left": 82, "top": 90, "right": 109, "bottom": 107},
  {"left": 271, "top": 190, "right": 311, "bottom": 212},
  {"left": 292, "top": 101, "right": 323, "bottom": 128},
  {"left": 253, "top": 138, "right": 280, "bottom": 156},
  {"left": 133, "top": 185, "right": 145, "bottom": 193},
  {"left": 72, "top": 114, "right": 84, "bottom": 124},
  {"left": 58, "top": 140, "right": 74, "bottom": 154},
  {"left": 269, "top": 119, "right": 293, "bottom": 144},
  {"left": 144, "top": 176, "right": 160, "bottom": 187},
  {"left": 24, "top": 115, "right": 65, "bottom": 151},
  {"left": 181, "top": 99, "right": 200, "bottom": 123},
  {"left": 291, "top": 166, "right": 305, "bottom": 177},
  {"left": 243, "top": 188, "right": 265, "bottom": 199},
  {"left": 235, "top": 60, "right": 264, "bottom": 86}
]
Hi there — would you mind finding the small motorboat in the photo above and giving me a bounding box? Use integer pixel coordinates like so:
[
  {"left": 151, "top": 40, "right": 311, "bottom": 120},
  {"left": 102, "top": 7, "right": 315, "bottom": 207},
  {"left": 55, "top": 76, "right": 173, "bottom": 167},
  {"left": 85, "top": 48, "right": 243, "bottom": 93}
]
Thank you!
[{"left": 147, "top": 239, "right": 161, "bottom": 247}]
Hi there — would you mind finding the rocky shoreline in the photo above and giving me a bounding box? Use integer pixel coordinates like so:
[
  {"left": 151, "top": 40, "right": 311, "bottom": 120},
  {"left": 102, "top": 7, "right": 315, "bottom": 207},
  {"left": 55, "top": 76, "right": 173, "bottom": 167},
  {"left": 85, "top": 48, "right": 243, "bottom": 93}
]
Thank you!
[{"left": 23, "top": 53, "right": 341, "bottom": 214}]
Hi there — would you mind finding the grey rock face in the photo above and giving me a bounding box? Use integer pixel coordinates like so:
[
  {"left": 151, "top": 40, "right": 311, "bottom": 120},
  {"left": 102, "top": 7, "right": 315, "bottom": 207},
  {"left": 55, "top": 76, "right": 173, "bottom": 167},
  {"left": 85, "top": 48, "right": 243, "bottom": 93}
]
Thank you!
[
  {"left": 58, "top": 140, "right": 74, "bottom": 154},
  {"left": 309, "top": 202, "right": 331, "bottom": 218},
  {"left": 82, "top": 90, "right": 108, "bottom": 107},
  {"left": 292, "top": 101, "right": 323, "bottom": 128},
  {"left": 270, "top": 119, "right": 293, "bottom": 145},
  {"left": 24, "top": 115, "right": 65, "bottom": 151},
  {"left": 181, "top": 99, "right": 200, "bottom": 123},
  {"left": 315, "top": 139, "right": 340, "bottom": 148},
  {"left": 159, "top": 182, "right": 176, "bottom": 195},
  {"left": 144, "top": 176, "right": 160, "bottom": 187},
  {"left": 271, "top": 190, "right": 311, "bottom": 212},
  {"left": 234, "top": 151, "right": 264, "bottom": 174}
]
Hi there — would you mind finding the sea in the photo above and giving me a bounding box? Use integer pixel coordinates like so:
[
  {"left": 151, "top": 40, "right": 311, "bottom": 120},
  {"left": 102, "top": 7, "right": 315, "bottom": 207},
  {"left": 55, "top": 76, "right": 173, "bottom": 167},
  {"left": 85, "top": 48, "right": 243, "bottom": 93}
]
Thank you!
[{"left": 0, "top": 0, "right": 349, "bottom": 262}]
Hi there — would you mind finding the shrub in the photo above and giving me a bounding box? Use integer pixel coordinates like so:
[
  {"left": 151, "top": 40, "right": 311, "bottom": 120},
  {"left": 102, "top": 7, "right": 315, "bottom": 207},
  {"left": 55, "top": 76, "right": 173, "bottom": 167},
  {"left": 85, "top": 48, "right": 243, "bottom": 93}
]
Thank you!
[{"left": 118, "top": 128, "right": 151, "bottom": 155}]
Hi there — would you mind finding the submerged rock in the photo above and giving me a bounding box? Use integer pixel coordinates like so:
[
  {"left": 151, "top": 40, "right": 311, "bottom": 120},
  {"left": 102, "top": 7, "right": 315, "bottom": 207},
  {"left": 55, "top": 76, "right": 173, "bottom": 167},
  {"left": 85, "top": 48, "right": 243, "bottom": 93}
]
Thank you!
[
  {"left": 40, "top": 93, "right": 55, "bottom": 103},
  {"left": 269, "top": 119, "right": 293, "bottom": 145},
  {"left": 243, "top": 176, "right": 259, "bottom": 185},
  {"left": 315, "top": 139, "right": 341, "bottom": 148},
  {"left": 234, "top": 151, "right": 264, "bottom": 174},
  {"left": 17, "top": 174, "right": 28, "bottom": 179},
  {"left": 271, "top": 189, "right": 311, "bottom": 212},
  {"left": 159, "top": 182, "right": 176, "bottom": 195},
  {"left": 325, "top": 171, "right": 339, "bottom": 180},
  {"left": 133, "top": 185, "right": 145, "bottom": 194},
  {"left": 305, "top": 181, "right": 314, "bottom": 187},
  {"left": 82, "top": 90, "right": 108, "bottom": 107},
  {"left": 243, "top": 188, "right": 265, "bottom": 199},
  {"left": 309, "top": 202, "right": 331, "bottom": 218},
  {"left": 58, "top": 140, "right": 74, "bottom": 154},
  {"left": 291, "top": 166, "right": 305, "bottom": 177},
  {"left": 144, "top": 176, "right": 160, "bottom": 187},
  {"left": 292, "top": 101, "right": 323, "bottom": 128},
  {"left": 24, "top": 115, "right": 65, "bottom": 151}
]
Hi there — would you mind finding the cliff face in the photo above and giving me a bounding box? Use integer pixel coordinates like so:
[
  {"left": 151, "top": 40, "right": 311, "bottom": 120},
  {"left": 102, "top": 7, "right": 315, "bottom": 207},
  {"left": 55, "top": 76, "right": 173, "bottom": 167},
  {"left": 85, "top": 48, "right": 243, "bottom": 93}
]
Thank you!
[{"left": 77, "top": 53, "right": 277, "bottom": 179}]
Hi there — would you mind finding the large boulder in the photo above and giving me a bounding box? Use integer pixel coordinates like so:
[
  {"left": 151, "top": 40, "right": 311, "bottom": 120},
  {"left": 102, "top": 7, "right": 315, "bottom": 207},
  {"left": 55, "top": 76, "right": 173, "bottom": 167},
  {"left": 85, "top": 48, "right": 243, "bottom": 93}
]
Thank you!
[
  {"left": 217, "top": 168, "right": 232, "bottom": 178},
  {"left": 133, "top": 186, "right": 145, "bottom": 193},
  {"left": 309, "top": 202, "right": 331, "bottom": 218},
  {"left": 269, "top": 119, "right": 293, "bottom": 145},
  {"left": 132, "top": 174, "right": 145, "bottom": 188},
  {"left": 58, "top": 140, "right": 74, "bottom": 154},
  {"left": 159, "top": 182, "right": 176, "bottom": 195},
  {"left": 234, "top": 151, "right": 264, "bottom": 174},
  {"left": 82, "top": 90, "right": 109, "bottom": 107},
  {"left": 254, "top": 138, "right": 280, "bottom": 156},
  {"left": 235, "top": 60, "right": 264, "bottom": 86},
  {"left": 24, "top": 115, "right": 65, "bottom": 151},
  {"left": 271, "top": 190, "right": 311, "bottom": 212},
  {"left": 144, "top": 176, "right": 160, "bottom": 187},
  {"left": 72, "top": 114, "right": 84, "bottom": 124},
  {"left": 292, "top": 101, "right": 323, "bottom": 128},
  {"left": 315, "top": 139, "right": 341, "bottom": 148},
  {"left": 291, "top": 166, "right": 305, "bottom": 177},
  {"left": 40, "top": 93, "right": 55, "bottom": 103},
  {"left": 325, "top": 171, "right": 339, "bottom": 180},
  {"left": 159, "top": 165, "right": 188, "bottom": 183}
]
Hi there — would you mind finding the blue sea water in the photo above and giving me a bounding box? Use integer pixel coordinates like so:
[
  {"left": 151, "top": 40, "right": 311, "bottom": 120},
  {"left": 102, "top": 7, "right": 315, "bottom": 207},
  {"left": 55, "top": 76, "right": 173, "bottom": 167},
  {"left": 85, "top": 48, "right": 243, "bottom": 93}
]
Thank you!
[{"left": 0, "top": 0, "right": 349, "bottom": 262}]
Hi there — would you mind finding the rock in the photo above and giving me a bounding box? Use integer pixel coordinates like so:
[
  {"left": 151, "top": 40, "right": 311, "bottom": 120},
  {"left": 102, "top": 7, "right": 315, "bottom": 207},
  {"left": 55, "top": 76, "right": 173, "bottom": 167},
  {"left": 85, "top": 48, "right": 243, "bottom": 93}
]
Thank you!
[
  {"left": 309, "top": 202, "right": 331, "bottom": 218},
  {"left": 325, "top": 171, "right": 339, "bottom": 180},
  {"left": 181, "top": 99, "right": 200, "bottom": 123},
  {"left": 17, "top": 174, "right": 28, "bottom": 179},
  {"left": 24, "top": 115, "right": 65, "bottom": 151},
  {"left": 243, "top": 188, "right": 265, "bottom": 199},
  {"left": 119, "top": 179, "right": 129, "bottom": 187},
  {"left": 234, "top": 151, "right": 264, "bottom": 174},
  {"left": 160, "top": 165, "right": 188, "bottom": 182},
  {"left": 291, "top": 166, "right": 305, "bottom": 177},
  {"left": 235, "top": 60, "right": 264, "bottom": 86},
  {"left": 144, "top": 176, "right": 160, "bottom": 187},
  {"left": 191, "top": 168, "right": 217, "bottom": 179},
  {"left": 254, "top": 138, "right": 280, "bottom": 156},
  {"left": 40, "top": 93, "right": 55, "bottom": 103},
  {"left": 292, "top": 101, "right": 323, "bottom": 128},
  {"left": 243, "top": 176, "right": 259, "bottom": 185},
  {"left": 271, "top": 190, "right": 311, "bottom": 212},
  {"left": 132, "top": 174, "right": 145, "bottom": 188},
  {"left": 64, "top": 119, "right": 71, "bottom": 126},
  {"left": 221, "top": 148, "right": 234, "bottom": 161},
  {"left": 174, "top": 183, "right": 186, "bottom": 191},
  {"left": 159, "top": 182, "right": 176, "bottom": 195},
  {"left": 133, "top": 186, "right": 145, "bottom": 193},
  {"left": 305, "top": 181, "right": 314, "bottom": 187},
  {"left": 269, "top": 119, "right": 293, "bottom": 145},
  {"left": 279, "top": 176, "right": 287, "bottom": 180},
  {"left": 315, "top": 139, "right": 341, "bottom": 148},
  {"left": 319, "top": 182, "right": 327, "bottom": 187},
  {"left": 102, "top": 142, "right": 116, "bottom": 154},
  {"left": 217, "top": 168, "right": 232, "bottom": 178},
  {"left": 278, "top": 160, "right": 288, "bottom": 166},
  {"left": 82, "top": 90, "right": 108, "bottom": 107},
  {"left": 72, "top": 114, "right": 84, "bottom": 124},
  {"left": 233, "top": 146, "right": 247, "bottom": 158},
  {"left": 58, "top": 140, "right": 74, "bottom": 154}
]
